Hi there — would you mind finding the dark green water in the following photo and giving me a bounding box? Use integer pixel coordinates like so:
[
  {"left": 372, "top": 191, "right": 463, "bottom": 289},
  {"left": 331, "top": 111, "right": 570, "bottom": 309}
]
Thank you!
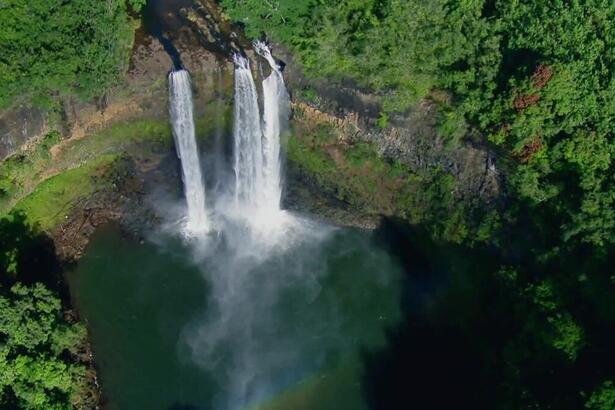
[{"left": 69, "top": 220, "right": 405, "bottom": 410}]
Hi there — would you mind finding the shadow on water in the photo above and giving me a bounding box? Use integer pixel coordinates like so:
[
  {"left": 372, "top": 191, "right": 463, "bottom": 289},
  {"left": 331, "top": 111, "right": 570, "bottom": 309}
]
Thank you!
[
  {"left": 371, "top": 218, "right": 438, "bottom": 313},
  {"left": 168, "top": 404, "right": 204, "bottom": 410},
  {"left": 362, "top": 322, "right": 485, "bottom": 410},
  {"left": 0, "top": 211, "right": 62, "bottom": 292},
  {"left": 361, "top": 217, "right": 615, "bottom": 410},
  {"left": 363, "top": 218, "right": 503, "bottom": 410}
]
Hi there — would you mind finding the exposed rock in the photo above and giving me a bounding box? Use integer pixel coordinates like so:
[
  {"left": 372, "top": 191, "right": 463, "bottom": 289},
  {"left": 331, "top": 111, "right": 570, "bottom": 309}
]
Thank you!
[
  {"left": 292, "top": 100, "right": 500, "bottom": 204},
  {"left": 275, "top": 44, "right": 501, "bottom": 204},
  {"left": 284, "top": 162, "right": 382, "bottom": 230},
  {"left": 0, "top": 105, "right": 48, "bottom": 160}
]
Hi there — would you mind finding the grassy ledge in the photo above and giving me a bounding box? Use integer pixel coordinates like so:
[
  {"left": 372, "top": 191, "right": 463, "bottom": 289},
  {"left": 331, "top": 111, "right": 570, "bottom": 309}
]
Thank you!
[
  {"left": 287, "top": 108, "right": 496, "bottom": 244},
  {"left": 12, "top": 154, "right": 119, "bottom": 230},
  {"left": 0, "top": 119, "right": 173, "bottom": 229}
]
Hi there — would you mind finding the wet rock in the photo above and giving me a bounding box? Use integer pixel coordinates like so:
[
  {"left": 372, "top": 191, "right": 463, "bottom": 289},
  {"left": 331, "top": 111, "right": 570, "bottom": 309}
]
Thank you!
[{"left": 0, "top": 105, "right": 48, "bottom": 160}]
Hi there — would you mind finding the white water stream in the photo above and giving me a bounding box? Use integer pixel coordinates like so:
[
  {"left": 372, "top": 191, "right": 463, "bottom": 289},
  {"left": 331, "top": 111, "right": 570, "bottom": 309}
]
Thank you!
[{"left": 169, "top": 69, "right": 209, "bottom": 234}]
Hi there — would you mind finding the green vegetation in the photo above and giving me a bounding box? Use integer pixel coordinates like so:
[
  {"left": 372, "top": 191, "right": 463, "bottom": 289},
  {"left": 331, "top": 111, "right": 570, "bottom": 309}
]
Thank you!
[
  {"left": 0, "top": 116, "right": 173, "bottom": 408},
  {"left": 195, "top": 101, "right": 234, "bottom": 145},
  {"left": 289, "top": 108, "right": 496, "bottom": 244},
  {"left": 0, "top": 0, "right": 143, "bottom": 108},
  {"left": 0, "top": 284, "right": 87, "bottom": 409},
  {"left": 0, "top": 213, "right": 89, "bottom": 409},
  {"left": 586, "top": 381, "right": 615, "bottom": 410},
  {"left": 0, "top": 0, "right": 612, "bottom": 407},
  {"left": 0, "top": 113, "right": 172, "bottom": 409},
  {"left": 0, "top": 132, "right": 61, "bottom": 209},
  {"left": 225, "top": 1, "right": 615, "bottom": 408},
  {"left": 13, "top": 154, "right": 118, "bottom": 230},
  {"left": 0, "top": 113, "right": 174, "bottom": 408},
  {"left": 0, "top": 120, "right": 172, "bottom": 216}
]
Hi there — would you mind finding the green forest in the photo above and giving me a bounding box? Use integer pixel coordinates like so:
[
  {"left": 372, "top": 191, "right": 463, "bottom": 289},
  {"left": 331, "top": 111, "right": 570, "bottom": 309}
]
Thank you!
[
  {"left": 0, "top": 0, "right": 145, "bottom": 108},
  {"left": 0, "top": 213, "right": 90, "bottom": 409},
  {"left": 1, "top": 0, "right": 614, "bottom": 409},
  {"left": 223, "top": 0, "right": 615, "bottom": 247}
]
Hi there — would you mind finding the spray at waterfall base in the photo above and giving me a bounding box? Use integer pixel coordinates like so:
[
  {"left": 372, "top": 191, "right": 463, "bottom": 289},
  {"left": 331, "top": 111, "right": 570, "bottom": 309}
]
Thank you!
[{"left": 168, "top": 42, "right": 290, "bottom": 238}]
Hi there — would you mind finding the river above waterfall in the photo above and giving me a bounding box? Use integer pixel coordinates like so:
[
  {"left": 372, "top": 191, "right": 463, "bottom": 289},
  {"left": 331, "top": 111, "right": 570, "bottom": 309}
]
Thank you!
[{"left": 68, "top": 219, "right": 407, "bottom": 410}]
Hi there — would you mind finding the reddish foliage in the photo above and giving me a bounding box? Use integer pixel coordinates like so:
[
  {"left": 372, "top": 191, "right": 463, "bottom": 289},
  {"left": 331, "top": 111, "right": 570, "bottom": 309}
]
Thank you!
[
  {"left": 531, "top": 64, "right": 553, "bottom": 90},
  {"left": 512, "top": 65, "right": 552, "bottom": 111},
  {"left": 514, "top": 93, "right": 540, "bottom": 110},
  {"left": 517, "top": 135, "right": 544, "bottom": 163}
]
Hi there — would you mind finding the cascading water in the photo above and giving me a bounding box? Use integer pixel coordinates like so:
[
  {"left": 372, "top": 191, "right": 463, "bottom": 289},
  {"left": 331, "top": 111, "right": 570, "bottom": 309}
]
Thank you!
[
  {"left": 168, "top": 69, "right": 209, "bottom": 234},
  {"left": 254, "top": 41, "right": 291, "bottom": 212},
  {"left": 232, "top": 54, "right": 265, "bottom": 209}
]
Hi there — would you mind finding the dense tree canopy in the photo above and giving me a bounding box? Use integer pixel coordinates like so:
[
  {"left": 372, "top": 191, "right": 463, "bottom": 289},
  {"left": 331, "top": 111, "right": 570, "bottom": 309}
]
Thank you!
[
  {"left": 0, "top": 0, "right": 141, "bottom": 108},
  {"left": 0, "top": 0, "right": 613, "bottom": 408},
  {"left": 0, "top": 213, "right": 87, "bottom": 409},
  {"left": 0, "top": 284, "right": 87, "bottom": 409}
]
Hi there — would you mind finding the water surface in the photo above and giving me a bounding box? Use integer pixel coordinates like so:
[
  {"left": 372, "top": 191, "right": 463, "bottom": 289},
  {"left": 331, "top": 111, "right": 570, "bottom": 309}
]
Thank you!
[{"left": 69, "top": 221, "right": 405, "bottom": 410}]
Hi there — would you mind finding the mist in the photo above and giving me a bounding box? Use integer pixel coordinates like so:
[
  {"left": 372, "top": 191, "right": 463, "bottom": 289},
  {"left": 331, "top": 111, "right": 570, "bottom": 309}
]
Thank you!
[{"left": 140, "top": 44, "right": 400, "bottom": 410}]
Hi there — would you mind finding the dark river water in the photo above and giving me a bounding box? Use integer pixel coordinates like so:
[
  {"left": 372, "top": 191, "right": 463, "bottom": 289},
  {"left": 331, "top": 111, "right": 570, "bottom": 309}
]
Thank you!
[{"left": 68, "top": 219, "right": 406, "bottom": 410}]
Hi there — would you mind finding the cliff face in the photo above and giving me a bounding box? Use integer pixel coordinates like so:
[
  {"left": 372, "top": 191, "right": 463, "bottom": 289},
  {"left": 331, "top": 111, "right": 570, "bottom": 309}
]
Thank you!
[
  {"left": 0, "top": 106, "right": 47, "bottom": 161},
  {"left": 277, "top": 48, "right": 501, "bottom": 206},
  {"left": 0, "top": 0, "right": 501, "bottom": 235}
]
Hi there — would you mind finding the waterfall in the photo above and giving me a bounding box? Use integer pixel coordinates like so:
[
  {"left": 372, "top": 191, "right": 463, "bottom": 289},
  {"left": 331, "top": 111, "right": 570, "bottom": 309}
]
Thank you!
[
  {"left": 254, "top": 41, "right": 291, "bottom": 212},
  {"left": 168, "top": 69, "right": 209, "bottom": 233},
  {"left": 232, "top": 54, "right": 265, "bottom": 208}
]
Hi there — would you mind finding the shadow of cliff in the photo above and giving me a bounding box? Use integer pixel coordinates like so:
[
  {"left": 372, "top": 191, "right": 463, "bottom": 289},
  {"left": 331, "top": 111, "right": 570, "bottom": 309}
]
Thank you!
[
  {"left": 0, "top": 211, "right": 63, "bottom": 292},
  {"left": 362, "top": 320, "right": 487, "bottom": 410},
  {"left": 363, "top": 218, "right": 504, "bottom": 410}
]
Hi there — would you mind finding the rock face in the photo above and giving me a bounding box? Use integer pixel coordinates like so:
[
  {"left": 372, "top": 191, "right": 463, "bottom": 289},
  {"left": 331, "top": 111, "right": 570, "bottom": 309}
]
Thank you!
[
  {"left": 277, "top": 47, "right": 501, "bottom": 204},
  {"left": 58, "top": 29, "right": 232, "bottom": 146},
  {"left": 0, "top": 105, "right": 48, "bottom": 160}
]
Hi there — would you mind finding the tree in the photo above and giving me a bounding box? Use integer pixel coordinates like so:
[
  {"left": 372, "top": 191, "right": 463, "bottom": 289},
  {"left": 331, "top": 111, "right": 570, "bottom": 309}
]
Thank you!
[
  {"left": 586, "top": 381, "right": 615, "bottom": 410},
  {"left": 0, "top": 213, "right": 87, "bottom": 409},
  {"left": 127, "top": 0, "right": 148, "bottom": 12},
  {"left": 0, "top": 212, "right": 58, "bottom": 287},
  {"left": 222, "top": 2, "right": 615, "bottom": 408},
  {"left": 0, "top": 284, "right": 87, "bottom": 409}
]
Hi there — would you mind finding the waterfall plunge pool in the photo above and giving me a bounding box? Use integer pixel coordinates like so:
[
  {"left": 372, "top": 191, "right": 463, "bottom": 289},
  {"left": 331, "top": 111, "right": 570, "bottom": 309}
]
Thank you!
[{"left": 68, "top": 220, "right": 407, "bottom": 410}]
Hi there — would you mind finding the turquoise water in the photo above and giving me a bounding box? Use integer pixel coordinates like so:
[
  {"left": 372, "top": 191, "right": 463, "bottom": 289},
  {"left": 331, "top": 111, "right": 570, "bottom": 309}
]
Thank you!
[{"left": 69, "top": 220, "right": 405, "bottom": 410}]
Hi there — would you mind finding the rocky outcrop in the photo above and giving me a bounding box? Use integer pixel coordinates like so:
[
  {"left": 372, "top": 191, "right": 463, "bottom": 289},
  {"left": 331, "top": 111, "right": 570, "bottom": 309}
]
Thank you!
[
  {"left": 0, "top": 105, "right": 48, "bottom": 161},
  {"left": 0, "top": 0, "right": 239, "bottom": 166},
  {"left": 293, "top": 100, "right": 500, "bottom": 203},
  {"left": 276, "top": 46, "right": 501, "bottom": 205},
  {"left": 178, "top": 0, "right": 245, "bottom": 56},
  {"left": 52, "top": 154, "right": 178, "bottom": 261},
  {"left": 58, "top": 32, "right": 229, "bottom": 145}
]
